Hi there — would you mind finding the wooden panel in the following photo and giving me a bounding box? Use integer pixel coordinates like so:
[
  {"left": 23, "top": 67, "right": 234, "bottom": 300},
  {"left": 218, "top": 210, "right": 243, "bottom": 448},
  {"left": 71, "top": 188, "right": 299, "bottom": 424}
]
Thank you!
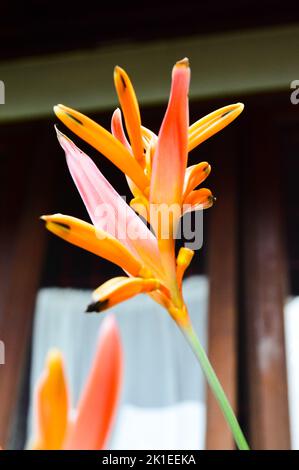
[
  {"left": 242, "top": 112, "right": 290, "bottom": 449},
  {"left": 0, "top": 122, "right": 57, "bottom": 447},
  {"left": 206, "top": 130, "right": 239, "bottom": 449}
]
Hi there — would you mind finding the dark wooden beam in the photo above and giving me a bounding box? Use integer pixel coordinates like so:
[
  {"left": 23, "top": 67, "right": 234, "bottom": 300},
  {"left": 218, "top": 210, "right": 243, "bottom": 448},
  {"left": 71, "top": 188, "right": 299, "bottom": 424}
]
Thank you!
[
  {"left": 241, "top": 112, "right": 291, "bottom": 449},
  {"left": 0, "top": 122, "right": 57, "bottom": 447}
]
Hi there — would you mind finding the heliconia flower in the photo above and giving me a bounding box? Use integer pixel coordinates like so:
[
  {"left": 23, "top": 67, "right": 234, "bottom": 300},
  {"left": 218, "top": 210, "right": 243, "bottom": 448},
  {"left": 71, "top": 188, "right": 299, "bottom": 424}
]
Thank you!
[
  {"left": 43, "top": 59, "right": 249, "bottom": 450},
  {"left": 44, "top": 59, "right": 244, "bottom": 325},
  {"left": 30, "top": 315, "right": 123, "bottom": 450}
]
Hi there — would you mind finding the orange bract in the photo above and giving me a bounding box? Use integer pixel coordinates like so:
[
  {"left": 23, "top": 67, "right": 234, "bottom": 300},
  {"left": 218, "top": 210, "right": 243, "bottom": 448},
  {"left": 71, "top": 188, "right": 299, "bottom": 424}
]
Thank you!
[{"left": 31, "top": 316, "right": 123, "bottom": 450}]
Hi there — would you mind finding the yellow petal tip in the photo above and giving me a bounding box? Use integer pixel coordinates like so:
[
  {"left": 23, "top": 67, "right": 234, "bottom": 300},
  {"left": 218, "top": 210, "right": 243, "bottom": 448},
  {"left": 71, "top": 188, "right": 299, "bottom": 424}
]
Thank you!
[
  {"left": 176, "top": 57, "right": 189, "bottom": 67},
  {"left": 114, "top": 66, "right": 129, "bottom": 93},
  {"left": 53, "top": 104, "right": 63, "bottom": 114},
  {"left": 204, "top": 164, "right": 211, "bottom": 174},
  {"left": 177, "top": 247, "right": 194, "bottom": 267},
  {"left": 47, "top": 348, "right": 63, "bottom": 365},
  {"left": 46, "top": 349, "right": 64, "bottom": 378}
]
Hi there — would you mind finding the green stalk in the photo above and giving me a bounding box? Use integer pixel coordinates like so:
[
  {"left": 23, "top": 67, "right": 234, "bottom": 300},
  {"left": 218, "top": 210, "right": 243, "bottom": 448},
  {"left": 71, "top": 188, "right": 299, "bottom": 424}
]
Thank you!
[{"left": 179, "top": 322, "right": 250, "bottom": 450}]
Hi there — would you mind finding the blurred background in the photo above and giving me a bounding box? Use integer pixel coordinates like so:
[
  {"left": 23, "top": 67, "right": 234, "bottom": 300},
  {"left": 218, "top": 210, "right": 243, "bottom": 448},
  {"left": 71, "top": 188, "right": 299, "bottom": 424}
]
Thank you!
[{"left": 0, "top": 0, "right": 299, "bottom": 450}]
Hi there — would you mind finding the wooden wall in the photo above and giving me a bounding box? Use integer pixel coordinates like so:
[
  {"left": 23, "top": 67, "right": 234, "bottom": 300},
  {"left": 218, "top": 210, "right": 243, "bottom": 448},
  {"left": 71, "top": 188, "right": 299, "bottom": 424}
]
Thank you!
[
  {"left": 0, "top": 121, "right": 58, "bottom": 446},
  {"left": 0, "top": 92, "right": 297, "bottom": 448}
]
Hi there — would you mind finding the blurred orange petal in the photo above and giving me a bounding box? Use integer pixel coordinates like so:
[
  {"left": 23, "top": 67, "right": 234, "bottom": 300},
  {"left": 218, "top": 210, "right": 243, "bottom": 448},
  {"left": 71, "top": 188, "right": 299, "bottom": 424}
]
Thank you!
[
  {"left": 65, "top": 316, "right": 123, "bottom": 450},
  {"left": 32, "top": 350, "right": 69, "bottom": 450}
]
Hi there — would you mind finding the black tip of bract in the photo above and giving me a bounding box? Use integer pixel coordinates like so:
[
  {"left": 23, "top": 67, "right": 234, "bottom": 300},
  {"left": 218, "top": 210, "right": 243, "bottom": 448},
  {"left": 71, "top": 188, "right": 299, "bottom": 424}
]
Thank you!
[
  {"left": 85, "top": 299, "right": 109, "bottom": 313},
  {"left": 53, "top": 221, "right": 70, "bottom": 230},
  {"left": 221, "top": 111, "right": 231, "bottom": 118},
  {"left": 86, "top": 301, "right": 100, "bottom": 313},
  {"left": 66, "top": 112, "right": 83, "bottom": 125}
]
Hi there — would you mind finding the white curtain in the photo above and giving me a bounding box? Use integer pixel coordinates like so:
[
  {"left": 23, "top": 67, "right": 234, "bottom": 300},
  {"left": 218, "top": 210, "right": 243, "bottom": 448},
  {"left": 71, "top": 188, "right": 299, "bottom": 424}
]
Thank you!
[{"left": 27, "top": 275, "right": 209, "bottom": 450}]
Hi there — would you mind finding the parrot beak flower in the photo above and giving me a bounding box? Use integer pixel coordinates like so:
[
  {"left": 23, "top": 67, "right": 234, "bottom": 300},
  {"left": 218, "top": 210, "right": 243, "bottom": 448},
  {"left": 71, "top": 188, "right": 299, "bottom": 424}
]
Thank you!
[
  {"left": 43, "top": 59, "right": 249, "bottom": 450},
  {"left": 48, "top": 58, "right": 243, "bottom": 326},
  {"left": 31, "top": 315, "right": 123, "bottom": 450}
]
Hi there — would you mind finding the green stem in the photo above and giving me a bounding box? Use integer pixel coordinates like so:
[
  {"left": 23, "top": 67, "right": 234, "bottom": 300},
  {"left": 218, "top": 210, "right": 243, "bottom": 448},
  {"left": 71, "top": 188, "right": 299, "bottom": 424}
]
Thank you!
[{"left": 180, "top": 322, "right": 250, "bottom": 450}]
